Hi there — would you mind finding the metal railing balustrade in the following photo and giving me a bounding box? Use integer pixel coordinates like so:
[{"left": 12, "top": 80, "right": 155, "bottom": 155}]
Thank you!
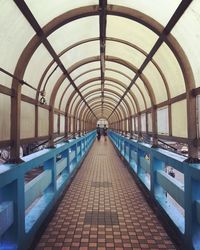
[
  {"left": 109, "top": 131, "right": 200, "bottom": 250},
  {"left": 0, "top": 131, "right": 96, "bottom": 250}
]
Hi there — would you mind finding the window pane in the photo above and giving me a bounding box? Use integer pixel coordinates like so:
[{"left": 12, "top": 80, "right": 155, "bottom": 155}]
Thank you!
[
  {"left": 171, "top": 100, "right": 187, "bottom": 138},
  {"left": 157, "top": 107, "right": 169, "bottom": 135}
]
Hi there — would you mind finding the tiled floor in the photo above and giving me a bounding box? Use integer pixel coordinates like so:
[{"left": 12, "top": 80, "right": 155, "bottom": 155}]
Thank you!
[{"left": 35, "top": 137, "right": 177, "bottom": 250}]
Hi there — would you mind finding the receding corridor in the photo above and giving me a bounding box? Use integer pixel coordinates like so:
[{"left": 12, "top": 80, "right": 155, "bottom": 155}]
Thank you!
[{"left": 35, "top": 138, "right": 176, "bottom": 250}]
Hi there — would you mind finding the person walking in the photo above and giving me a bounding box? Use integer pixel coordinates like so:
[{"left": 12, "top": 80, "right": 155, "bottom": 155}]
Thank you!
[
  {"left": 103, "top": 125, "right": 107, "bottom": 141},
  {"left": 96, "top": 124, "right": 101, "bottom": 141}
]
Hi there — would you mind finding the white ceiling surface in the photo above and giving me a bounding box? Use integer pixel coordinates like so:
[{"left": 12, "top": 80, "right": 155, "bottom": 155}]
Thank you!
[{"left": 0, "top": 0, "right": 198, "bottom": 123}]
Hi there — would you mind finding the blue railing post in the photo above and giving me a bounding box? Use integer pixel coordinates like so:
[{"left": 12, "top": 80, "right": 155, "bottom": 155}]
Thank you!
[
  {"left": 0, "top": 177, "right": 25, "bottom": 249},
  {"left": 75, "top": 143, "right": 78, "bottom": 164},
  {"left": 150, "top": 156, "right": 165, "bottom": 199},
  {"left": 80, "top": 140, "right": 83, "bottom": 157},
  {"left": 44, "top": 157, "right": 56, "bottom": 193},
  {"left": 184, "top": 163, "right": 200, "bottom": 250}
]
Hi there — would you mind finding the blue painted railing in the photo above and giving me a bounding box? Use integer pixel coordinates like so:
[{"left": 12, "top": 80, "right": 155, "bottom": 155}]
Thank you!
[
  {"left": 109, "top": 131, "right": 200, "bottom": 250},
  {"left": 0, "top": 131, "right": 96, "bottom": 250}
]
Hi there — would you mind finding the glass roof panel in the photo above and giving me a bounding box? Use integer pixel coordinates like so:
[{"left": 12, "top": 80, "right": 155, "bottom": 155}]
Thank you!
[
  {"left": 105, "top": 70, "right": 131, "bottom": 86},
  {"left": 44, "top": 68, "right": 64, "bottom": 105},
  {"left": 25, "top": 0, "right": 98, "bottom": 27},
  {"left": 104, "top": 82, "right": 125, "bottom": 93},
  {"left": 48, "top": 16, "right": 99, "bottom": 54},
  {"left": 60, "top": 41, "right": 100, "bottom": 69},
  {"left": 70, "top": 61, "right": 100, "bottom": 79},
  {"left": 172, "top": 0, "right": 200, "bottom": 86},
  {"left": 40, "top": 62, "right": 58, "bottom": 91},
  {"left": 70, "top": 97, "right": 83, "bottom": 114},
  {"left": 135, "top": 79, "right": 152, "bottom": 108},
  {"left": 23, "top": 44, "right": 54, "bottom": 98},
  {"left": 153, "top": 43, "right": 185, "bottom": 97},
  {"left": 0, "top": 1, "right": 35, "bottom": 87},
  {"left": 106, "top": 41, "right": 145, "bottom": 68},
  {"left": 131, "top": 85, "right": 145, "bottom": 111},
  {"left": 60, "top": 85, "right": 74, "bottom": 111},
  {"left": 108, "top": 0, "right": 181, "bottom": 26},
  {"left": 74, "top": 71, "right": 101, "bottom": 86},
  {"left": 107, "top": 16, "right": 157, "bottom": 53},
  {"left": 55, "top": 78, "right": 70, "bottom": 110},
  {"left": 124, "top": 96, "right": 136, "bottom": 115},
  {"left": 82, "top": 85, "right": 101, "bottom": 95},
  {"left": 105, "top": 61, "right": 135, "bottom": 78},
  {"left": 143, "top": 62, "right": 168, "bottom": 104}
]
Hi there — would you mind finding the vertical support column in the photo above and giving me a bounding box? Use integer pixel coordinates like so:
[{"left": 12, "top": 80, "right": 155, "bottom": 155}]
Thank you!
[
  {"left": 168, "top": 104, "right": 172, "bottom": 136},
  {"left": 10, "top": 85, "right": 22, "bottom": 163},
  {"left": 48, "top": 106, "right": 55, "bottom": 148},
  {"left": 187, "top": 92, "right": 199, "bottom": 160},
  {"left": 58, "top": 113, "right": 60, "bottom": 135},
  {"left": 138, "top": 113, "right": 142, "bottom": 140},
  {"left": 151, "top": 105, "right": 158, "bottom": 147},
  {"left": 130, "top": 116, "right": 133, "bottom": 139},
  {"left": 35, "top": 103, "right": 38, "bottom": 138},
  {"left": 125, "top": 118, "right": 127, "bottom": 137},
  {"left": 65, "top": 114, "right": 68, "bottom": 141},
  {"left": 73, "top": 116, "right": 76, "bottom": 139}
]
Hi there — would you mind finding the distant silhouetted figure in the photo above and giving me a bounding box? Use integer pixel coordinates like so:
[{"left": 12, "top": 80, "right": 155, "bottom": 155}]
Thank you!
[
  {"left": 168, "top": 167, "right": 175, "bottom": 178},
  {"left": 103, "top": 125, "right": 107, "bottom": 141},
  {"left": 96, "top": 124, "right": 101, "bottom": 141}
]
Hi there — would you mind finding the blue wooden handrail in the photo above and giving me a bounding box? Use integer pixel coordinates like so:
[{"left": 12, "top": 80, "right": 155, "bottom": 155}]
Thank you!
[
  {"left": 109, "top": 130, "right": 200, "bottom": 250},
  {"left": 0, "top": 131, "right": 96, "bottom": 250}
]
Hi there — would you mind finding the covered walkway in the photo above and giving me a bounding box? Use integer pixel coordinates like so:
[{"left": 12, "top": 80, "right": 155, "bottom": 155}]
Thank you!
[
  {"left": 35, "top": 138, "right": 176, "bottom": 250},
  {"left": 1, "top": 1, "right": 200, "bottom": 250}
]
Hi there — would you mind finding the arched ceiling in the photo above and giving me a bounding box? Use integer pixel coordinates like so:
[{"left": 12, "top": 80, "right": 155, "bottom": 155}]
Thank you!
[{"left": 0, "top": 0, "right": 199, "bottom": 124}]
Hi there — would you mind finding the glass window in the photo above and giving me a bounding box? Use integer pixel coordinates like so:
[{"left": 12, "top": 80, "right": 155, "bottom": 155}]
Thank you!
[
  {"left": 157, "top": 107, "right": 169, "bottom": 135},
  {"left": 60, "top": 115, "right": 65, "bottom": 133},
  {"left": 147, "top": 113, "right": 152, "bottom": 133},
  {"left": 38, "top": 107, "right": 49, "bottom": 137},
  {"left": 171, "top": 100, "right": 188, "bottom": 138},
  {"left": 141, "top": 113, "right": 146, "bottom": 132},
  {"left": 20, "top": 102, "right": 35, "bottom": 139}
]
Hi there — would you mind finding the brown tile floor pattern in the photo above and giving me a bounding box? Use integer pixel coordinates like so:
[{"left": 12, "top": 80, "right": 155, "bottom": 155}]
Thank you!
[{"left": 35, "top": 138, "right": 177, "bottom": 250}]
